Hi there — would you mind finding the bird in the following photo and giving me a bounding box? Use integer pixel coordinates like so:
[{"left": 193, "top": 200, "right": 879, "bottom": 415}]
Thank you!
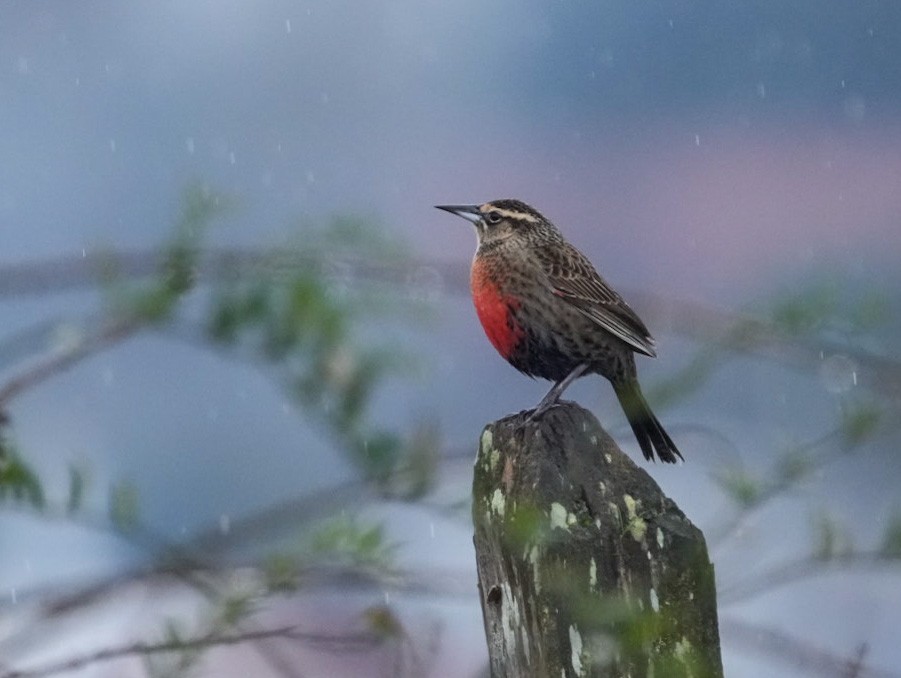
[{"left": 436, "top": 199, "right": 682, "bottom": 463}]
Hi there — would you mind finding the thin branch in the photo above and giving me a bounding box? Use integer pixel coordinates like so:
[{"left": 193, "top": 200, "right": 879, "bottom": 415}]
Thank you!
[
  {"left": 2, "top": 249, "right": 898, "bottom": 400},
  {"left": 848, "top": 644, "right": 872, "bottom": 678},
  {"left": 0, "top": 625, "right": 300, "bottom": 678},
  {"left": 719, "top": 551, "right": 901, "bottom": 605},
  {"left": 720, "top": 617, "right": 899, "bottom": 678},
  {"left": 709, "top": 426, "right": 849, "bottom": 551},
  {"left": 1, "top": 625, "right": 383, "bottom": 678},
  {"left": 710, "top": 410, "right": 899, "bottom": 555},
  {"left": 0, "top": 316, "right": 140, "bottom": 410}
]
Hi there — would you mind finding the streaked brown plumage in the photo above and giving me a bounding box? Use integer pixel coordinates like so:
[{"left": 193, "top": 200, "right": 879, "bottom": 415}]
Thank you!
[{"left": 436, "top": 199, "right": 682, "bottom": 463}]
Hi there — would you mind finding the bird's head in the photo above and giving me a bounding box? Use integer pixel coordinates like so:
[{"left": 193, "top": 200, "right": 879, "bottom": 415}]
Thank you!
[{"left": 436, "top": 199, "right": 552, "bottom": 249}]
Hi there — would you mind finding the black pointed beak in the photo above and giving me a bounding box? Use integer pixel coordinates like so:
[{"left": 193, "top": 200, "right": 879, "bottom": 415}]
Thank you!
[{"left": 435, "top": 204, "right": 483, "bottom": 225}]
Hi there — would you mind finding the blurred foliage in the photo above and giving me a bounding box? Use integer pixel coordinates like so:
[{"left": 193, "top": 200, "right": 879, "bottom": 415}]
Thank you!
[
  {"left": 145, "top": 585, "right": 262, "bottom": 678},
  {"left": 66, "top": 464, "right": 87, "bottom": 515},
  {"left": 840, "top": 401, "right": 882, "bottom": 447},
  {"left": 108, "top": 480, "right": 140, "bottom": 533},
  {"left": 108, "top": 184, "right": 228, "bottom": 325},
  {"left": 769, "top": 282, "right": 892, "bottom": 338},
  {"left": 363, "top": 604, "right": 406, "bottom": 640},
  {"left": 651, "top": 278, "right": 896, "bottom": 414},
  {"left": 308, "top": 514, "right": 397, "bottom": 570},
  {"left": 770, "top": 282, "right": 840, "bottom": 336},
  {"left": 810, "top": 511, "right": 853, "bottom": 561},
  {"left": 2, "top": 184, "right": 900, "bottom": 677},
  {"left": 0, "top": 184, "right": 436, "bottom": 676},
  {"left": 262, "top": 552, "right": 302, "bottom": 593},
  {"left": 206, "top": 220, "right": 437, "bottom": 495},
  {"left": 712, "top": 466, "right": 763, "bottom": 509},
  {"left": 881, "top": 512, "right": 901, "bottom": 558},
  {"left": 0, "top": 184, "right": 438, "bottom": 529},
  {"left": 0, "top": 434, "right": 44, "bottom": 509},
  {"left": 260, "top": 514, "right": 399, "bottom": 596}
]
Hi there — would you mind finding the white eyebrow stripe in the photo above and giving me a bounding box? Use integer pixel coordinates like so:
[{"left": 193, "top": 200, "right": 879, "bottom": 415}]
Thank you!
[{"left": 480, "top": 206, "right": 539, "bottom": 223}]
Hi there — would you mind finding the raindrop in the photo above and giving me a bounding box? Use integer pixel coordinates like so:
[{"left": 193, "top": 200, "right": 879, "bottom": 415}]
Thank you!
[
  {"left": 285, "top": 18, "right": 292, "bottom": 33},
  {"left": 819, "top": 354, "right": 858, "bottom": 394},
  {"left": 229, "top": 151, "right": 236, "bottom": 165},
  {"left": 756, "top": 83, "right": 766, "bottom": 98},
  {"left": 186, "top": 137, "right": 195, "bottom": 155},
  {"left": 109, "top": 139, "right": 117, "bottom": 153},
  {"left": 219, "top": 514, "right": 231, "bottom": 535},
  {"left": 10, "top": 588, "right": 16, "bottom": 604},
  {"left": 694, "top": 134, "right": 701, "bottom": 146}
]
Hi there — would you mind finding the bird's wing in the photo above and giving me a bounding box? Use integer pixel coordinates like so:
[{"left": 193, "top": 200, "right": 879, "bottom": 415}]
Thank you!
[{"left": 536, "top": 242, "right": 658, "bottom": 357}]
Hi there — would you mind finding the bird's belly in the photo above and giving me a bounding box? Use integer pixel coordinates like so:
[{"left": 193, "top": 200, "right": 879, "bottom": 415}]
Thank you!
[
  {"left": 508, "top": 301, "right": 620, "bottom": 381},
  {"left": 470, "top": 258, "right": 618, "bottom": 381},
  {"left": 471, "top": 281, "right": 524, "bottom": 360},
  {"left": 506, "top": 311, "right": 584, "bottom": 380}
]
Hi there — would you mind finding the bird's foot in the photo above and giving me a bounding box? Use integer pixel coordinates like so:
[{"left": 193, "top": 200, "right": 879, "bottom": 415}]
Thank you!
[
  {"left": 525, "top": 364, "right": 589, "bottom": 423},
  {"left": 525, "top": 395, "right": 561, "bottom": 423}
]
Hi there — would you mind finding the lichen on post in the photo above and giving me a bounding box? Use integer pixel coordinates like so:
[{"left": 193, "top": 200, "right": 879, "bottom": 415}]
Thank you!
[{"left": 472, "top": 402, "right": 723, "bottom": 677}]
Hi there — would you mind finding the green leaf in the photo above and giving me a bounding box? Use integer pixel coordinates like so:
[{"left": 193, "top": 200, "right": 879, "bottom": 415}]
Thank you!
[
  {"left": 218, "top": 592, "right": 255, "bottom": 627},
  {"left": 647, "top": 351, "right": 721, "bottom": 409},
  {"left": 0, "top": 447, "right": 45, "bottom": 510},
  {"left": 263, "top": 553, "right": 302, "bottom": 592},
  {"left": 357, "top": 432, "right": 403, "bottom": 483},
  {"left": 811, "top": 511, "right": 851, "bottom": 561},
  {"left": 66, "top": 465, "right": 87, "bottom": 514},
  {"left": 390, "top": 421, "right": 440, "bottom": 500},
  {"left": 848, "top": 291, "right": 889, "bottom": 331},
  {"left": 109, "top": 481, "right": 140, "bottom": 532},
  {"left": 774, "top": 448, "right": 814, "bottom": 485},
  {"left": 880, "top": 513, "right": 901, "bottom": 558},
  {"left": 770, "top": 284, "right": 837, "bottom": 335},
  {"left": 309, "top": 515, "right": 396, "bottom": 569},
  {"left": 712, "top": 466, "right": 761, "bottom": 508},
  {"left": 841, "top": 402, "right": 881, "bottom": 447}
]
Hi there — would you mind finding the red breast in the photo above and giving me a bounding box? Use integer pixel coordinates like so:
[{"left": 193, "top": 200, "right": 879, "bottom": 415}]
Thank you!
[{"left": 470, "top": 257, "right": 524, "bottom": 360}]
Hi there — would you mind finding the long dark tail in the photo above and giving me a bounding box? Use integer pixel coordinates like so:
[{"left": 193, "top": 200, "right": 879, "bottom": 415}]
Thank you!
[{"left": 614, "top": 381, "right": 683, "bottom": 463}]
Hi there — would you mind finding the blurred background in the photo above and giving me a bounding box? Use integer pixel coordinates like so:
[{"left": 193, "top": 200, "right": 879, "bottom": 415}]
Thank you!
[{"left": 1, "top": 1, "right": 900, "bottom": 676}]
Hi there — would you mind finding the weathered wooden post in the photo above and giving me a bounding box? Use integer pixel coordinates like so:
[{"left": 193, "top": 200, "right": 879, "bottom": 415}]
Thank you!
[{"left": 472, "top": 402, "right": 723, "bottom": 677}]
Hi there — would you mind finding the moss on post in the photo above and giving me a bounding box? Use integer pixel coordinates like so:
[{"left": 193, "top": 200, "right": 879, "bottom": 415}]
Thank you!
[{"left": 472, "top": 402, "right": 723, "bottom": 677}]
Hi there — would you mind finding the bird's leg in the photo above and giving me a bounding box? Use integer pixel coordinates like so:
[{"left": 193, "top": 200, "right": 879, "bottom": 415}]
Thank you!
[{"left": 528, "top": 363, "right": 590, "bottom": 421}]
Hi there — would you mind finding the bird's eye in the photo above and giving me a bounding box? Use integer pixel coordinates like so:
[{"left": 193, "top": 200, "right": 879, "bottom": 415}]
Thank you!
[{"left": 486, "top": 211, "right": 502, "bottom": 224}]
